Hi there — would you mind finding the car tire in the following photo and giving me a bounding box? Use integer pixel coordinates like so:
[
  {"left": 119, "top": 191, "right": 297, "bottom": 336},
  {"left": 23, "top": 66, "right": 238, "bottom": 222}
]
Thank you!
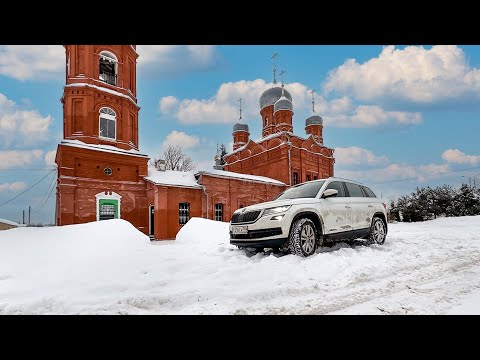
[
  {"left": 367, "top": 217, "right": 387, "bottom": 245},
  {"left": 288, "top": 218, "right": 317, "bottom": 257}
]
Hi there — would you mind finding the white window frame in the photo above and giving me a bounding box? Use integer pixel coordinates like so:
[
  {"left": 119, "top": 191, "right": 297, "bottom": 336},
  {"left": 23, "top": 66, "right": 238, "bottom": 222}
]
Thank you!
[
  {"left": 214, "top": 203, "right": 223, "bottom": 222},
  {"left": 99, "top": 107, "right": 117, "bottom": 141},
  {"left": 95, "top": 191, "right": 122, "bottom": 221}
]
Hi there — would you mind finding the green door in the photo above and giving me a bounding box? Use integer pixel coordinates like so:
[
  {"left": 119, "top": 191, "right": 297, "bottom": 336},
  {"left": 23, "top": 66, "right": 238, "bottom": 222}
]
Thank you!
[{"left": 98, "top": 199, "right": 119, "bottom": 220}]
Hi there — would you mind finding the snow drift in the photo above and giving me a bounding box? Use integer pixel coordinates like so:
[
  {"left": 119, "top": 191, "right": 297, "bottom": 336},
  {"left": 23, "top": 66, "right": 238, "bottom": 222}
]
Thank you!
[{"left": 0, "top": 216, "right": 479, "bottom": 314}]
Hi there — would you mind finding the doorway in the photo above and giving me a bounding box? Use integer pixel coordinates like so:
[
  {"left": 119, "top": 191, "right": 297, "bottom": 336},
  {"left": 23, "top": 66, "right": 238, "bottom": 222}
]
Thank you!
[{"left": 149, "top": 205, "right": 155, "bottom": 238}]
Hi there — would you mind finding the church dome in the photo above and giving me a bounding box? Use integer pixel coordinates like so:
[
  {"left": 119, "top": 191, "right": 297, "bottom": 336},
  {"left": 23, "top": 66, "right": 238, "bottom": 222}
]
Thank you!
[
  {"left": 259, "top": 87, "right": 292, "bottom": 110},
  {"left": 306, "top": 115, "right": 323, "bottom": 126},
  {"left": 233, "top": 123, "right": 249, "bottom": 132},
  {"left": 274, "top": 95, "right": 293, "bottom": 113}
]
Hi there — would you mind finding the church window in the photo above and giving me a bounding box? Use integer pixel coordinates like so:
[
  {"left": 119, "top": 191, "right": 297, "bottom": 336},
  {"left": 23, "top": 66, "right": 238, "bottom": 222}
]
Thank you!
[
  {"left": 293, "top": 172, "right": 299, "bottom": 185},
  {"left": 306, "top": 175, "right": 311, "bottom": 182},
  {"left": 99, "top": 107, "right": 116, "bottom": 140},
  {"left": 265, "top": 117, "right": 269, "bottom": 126},
  {"left": 99, "top": 51, "right": 118, "bottom": 86},
  {"left": 215, "top": 203, "right": 223, "bottom": 222},
  {"left": 179, "top": 202, "right": 190, "bottom": 225}
]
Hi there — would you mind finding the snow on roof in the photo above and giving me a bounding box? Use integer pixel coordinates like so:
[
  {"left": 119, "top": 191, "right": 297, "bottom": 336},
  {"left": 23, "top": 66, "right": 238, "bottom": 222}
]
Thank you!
[
  {"left": 144, "top": 167, "right": 203, "bottom": 188},
  {"left": 0, "top": 218, "right": 25, "bottom": 227},
  {"left": 65, "top": 83, "right": 137, "bottom": 105},
  {"left": 196, "top": 169, "right": 285, "bottom": 186},
  {"left": 61, "top": 139, "right": 149, "bottom": 158}
]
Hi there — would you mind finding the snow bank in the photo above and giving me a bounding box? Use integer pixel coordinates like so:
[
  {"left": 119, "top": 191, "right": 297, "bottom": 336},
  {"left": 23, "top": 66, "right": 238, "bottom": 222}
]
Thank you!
[
  {"left": 0, "top": 220, "right": 150, "bottom": 313},
  {"left": 1, "top": 216, "right": 479, "bottom": 314},
  {"left": 176, "top": 217, "right": 230, "bottom": 249}
]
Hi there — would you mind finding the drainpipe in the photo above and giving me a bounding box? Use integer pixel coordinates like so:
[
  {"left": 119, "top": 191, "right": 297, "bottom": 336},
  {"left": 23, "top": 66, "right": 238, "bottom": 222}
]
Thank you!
[
  {"left": 287, "top": 133, "right": 292, "bottom": 186},
  {"left": 198, "top": 174, "right": 209, "bottom": 219}
]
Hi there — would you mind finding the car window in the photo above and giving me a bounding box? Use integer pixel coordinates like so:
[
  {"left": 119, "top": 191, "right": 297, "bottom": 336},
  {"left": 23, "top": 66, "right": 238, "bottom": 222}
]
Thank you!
[
  {"left": 275, "top": 181, "right": 325, "bottom": 200},
  {"left": 325, "top": 181, "right": 345, "bottom": 197},
  {"left": 344, "top": 182, "right": 364, "bottom": 197},
  {"left": 361, "top": 186, "right": 377, "bottom": 198}
]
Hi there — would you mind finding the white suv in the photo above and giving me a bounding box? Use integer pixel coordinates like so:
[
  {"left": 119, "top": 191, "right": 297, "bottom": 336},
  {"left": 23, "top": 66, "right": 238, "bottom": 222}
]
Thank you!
[{"left": 230, "top": 177, "right": 388, "bottom": 257}]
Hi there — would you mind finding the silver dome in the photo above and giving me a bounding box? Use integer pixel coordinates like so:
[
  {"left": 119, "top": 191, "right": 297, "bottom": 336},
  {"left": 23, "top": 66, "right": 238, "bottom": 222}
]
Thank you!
[
  {"left": 274, "top": 96, "right": 293, "bottom": 113},
  {"left": 259, "top": 87, "right": 292, "bottom": 110},
  {"left": 306, "top": 115, "right": 323, "bottom": 126},
  {"left": 233, "top": 123, "right": 249, "bottom": 132}
]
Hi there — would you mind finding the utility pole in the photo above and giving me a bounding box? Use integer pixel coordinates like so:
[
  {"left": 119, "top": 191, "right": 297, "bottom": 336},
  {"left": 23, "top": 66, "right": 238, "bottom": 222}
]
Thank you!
[
  {"left": 22, "top": 210, "right": 25, "bottom": 225},
  {"left": 28, "top": 205, "right": 31, "bottom": 226}
]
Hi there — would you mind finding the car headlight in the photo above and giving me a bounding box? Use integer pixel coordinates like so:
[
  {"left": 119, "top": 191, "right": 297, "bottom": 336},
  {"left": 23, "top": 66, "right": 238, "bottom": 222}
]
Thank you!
[{"left": 263, "top": 205, "right": 291, "bottom": 216}]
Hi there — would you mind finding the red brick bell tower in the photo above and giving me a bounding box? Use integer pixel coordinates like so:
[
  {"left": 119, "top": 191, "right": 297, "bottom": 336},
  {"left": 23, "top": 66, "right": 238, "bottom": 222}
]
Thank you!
[{"left": 55, "top": 45, "right": 149, "bottom": 233}]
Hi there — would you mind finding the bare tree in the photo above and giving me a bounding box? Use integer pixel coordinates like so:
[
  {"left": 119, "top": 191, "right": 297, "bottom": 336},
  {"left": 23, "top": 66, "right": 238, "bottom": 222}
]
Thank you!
[{"left": 153, "top": 145, "right": 196, "bottom": 172}]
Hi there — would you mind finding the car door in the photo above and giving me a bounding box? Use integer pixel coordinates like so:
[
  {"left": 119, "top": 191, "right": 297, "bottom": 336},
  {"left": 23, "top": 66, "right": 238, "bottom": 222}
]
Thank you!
[
  {"left": 361, "top": 185, "right": 378, "bottom": 226},
  {"left": 343, "top": 181, "right": 371, "bottom": 230},
  {"left": 320, "top": 181, "right": 352, "bottom": 234}
]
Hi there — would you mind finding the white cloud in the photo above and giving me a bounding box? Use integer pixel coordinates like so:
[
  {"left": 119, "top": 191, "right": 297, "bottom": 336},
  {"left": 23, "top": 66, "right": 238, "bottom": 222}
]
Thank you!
[
  {"left": 337, "top": 163, "right": 451, "bottom": 184},
  {"left": 324, "top": 105, "right": 422, "bottom": 128},
  {"left": 44, "top": 150, "right": 57, "bottom": 166},
  {"left": 442, "top": 149, "right": 480, "bottom": 166},
  {"left": 159, "top": 79, "right": 314, "bottom": 125},
  {"left": 159, "top": 96, "right": 179, "bottom": 114},
  {"left": 0, "top": 182, "right": 27, "bottom": 192},
  {"left": 0, "top": 93, "right": 52, "bottom": 148},
  {"left": 162, "top": 131, "right": 200, "bottom": 150},
  {"left": 334, "top": 146, "right": 452, "bottom": 185},
  {"left": 159, "top": 79, "right": 421, "bottom": 128},
  {"left": 0, "top": 45, "right": 218, "bottom": 82},
  {"left": 137, "top": 45, "right": 219, "bottom": 77},
  {"left": 335, "top": 147, "right": 389, "bottom": 167},
  {"left": 324, "top": 45, "right": 480, "bottom": 104},
  {"left": 0, "top": 150, "right": 44, "bottom": 169},
  {"left": 0, "top": 45, "right": 64, "bottom": 81}
]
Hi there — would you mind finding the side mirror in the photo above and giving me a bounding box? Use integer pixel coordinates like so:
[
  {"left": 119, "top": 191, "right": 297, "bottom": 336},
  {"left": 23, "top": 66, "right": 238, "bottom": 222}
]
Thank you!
[{"left": 322, "top": 189, "right": 338, "bottom": 198}]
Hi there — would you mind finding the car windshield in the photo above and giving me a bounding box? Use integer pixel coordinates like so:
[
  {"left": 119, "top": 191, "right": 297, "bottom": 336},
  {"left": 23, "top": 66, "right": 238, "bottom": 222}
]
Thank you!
[{"left": 274, "top": 181, "right": 325, "bottom": 200}]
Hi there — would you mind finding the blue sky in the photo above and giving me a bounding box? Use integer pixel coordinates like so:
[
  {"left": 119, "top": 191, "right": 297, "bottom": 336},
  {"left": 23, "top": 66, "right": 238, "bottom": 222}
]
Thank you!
[{"left": 1, "top": 45, "right": 480, "bottom": 224}]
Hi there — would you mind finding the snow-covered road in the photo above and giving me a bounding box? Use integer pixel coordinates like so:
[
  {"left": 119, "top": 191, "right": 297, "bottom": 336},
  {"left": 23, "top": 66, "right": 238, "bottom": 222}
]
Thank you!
[{"left": 0, "top": 216, "right": 479, "bottom": 314}]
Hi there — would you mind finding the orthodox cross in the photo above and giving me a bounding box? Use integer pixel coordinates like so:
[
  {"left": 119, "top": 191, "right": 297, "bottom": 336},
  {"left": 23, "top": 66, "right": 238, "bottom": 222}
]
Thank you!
[
  {"left": 310, "top": 89, "right": 316, "bottom": 113},
  {"left": 271, "top": 52, "right": 278, "bottom": 84},
  {"left": 238, "top": 97, "right": 243, "bottom": 120}
]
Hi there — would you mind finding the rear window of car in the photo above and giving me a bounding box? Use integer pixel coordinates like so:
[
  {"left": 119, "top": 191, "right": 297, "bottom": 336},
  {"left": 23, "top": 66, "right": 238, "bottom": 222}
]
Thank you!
[
  {"left": 361, "top": 186, "right": 377, "bottom": 198},
  {"left": 344, "top": 182, "right": 364, "bottom": 197},
  {"left": 325, "top": 181, "right": 346, "bottom": 197}
]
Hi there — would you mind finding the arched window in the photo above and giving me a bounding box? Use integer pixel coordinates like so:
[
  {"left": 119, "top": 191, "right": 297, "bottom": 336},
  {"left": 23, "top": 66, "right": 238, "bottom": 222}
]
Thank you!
[
  {"left": 99, "top": 107, "right": 116, "bottom": 140},
  {"left": 265, "top": 116, "right": 269, "bottom": 126},
  {"left": 99, "top": 51, "right": 118, "bottom": 86}
]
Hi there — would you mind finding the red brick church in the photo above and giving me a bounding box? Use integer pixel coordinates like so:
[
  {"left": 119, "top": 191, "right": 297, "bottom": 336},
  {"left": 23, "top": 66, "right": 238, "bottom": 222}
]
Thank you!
[{"left": 55, "top": 45, "right": 335, "bottom": 239}]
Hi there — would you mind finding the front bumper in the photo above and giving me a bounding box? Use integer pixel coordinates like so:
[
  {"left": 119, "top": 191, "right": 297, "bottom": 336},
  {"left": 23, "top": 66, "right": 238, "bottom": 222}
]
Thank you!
[
  {"left": 230, "top": 237, "right": 288, "bottom": 249},
  {"left": 229, "top": 211, "right": 295, "bottom": 248}
]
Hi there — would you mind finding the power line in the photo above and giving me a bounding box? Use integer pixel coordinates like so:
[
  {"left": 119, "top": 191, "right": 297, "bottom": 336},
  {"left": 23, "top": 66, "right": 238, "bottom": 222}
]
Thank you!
[
  {"left": 35, "top": 170, "right": 57, "bottom": 209},
  {"left": 0, "top": 169, "right": 56, "bottom": 208},
  {"left": 38, "top": 178, "right": 57, "bottom": 210}
]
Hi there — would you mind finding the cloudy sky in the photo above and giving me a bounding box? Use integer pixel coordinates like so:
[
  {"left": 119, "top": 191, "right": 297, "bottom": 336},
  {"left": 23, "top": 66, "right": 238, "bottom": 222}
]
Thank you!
[{"left": 1, "top": 45, "right": 480, "bottom": 224}]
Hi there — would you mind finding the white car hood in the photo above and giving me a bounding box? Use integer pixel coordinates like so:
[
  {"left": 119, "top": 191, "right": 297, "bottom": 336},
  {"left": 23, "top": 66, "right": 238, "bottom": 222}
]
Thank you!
[{"left": 236, "top": 198, "right": 319, "bottom": 213}]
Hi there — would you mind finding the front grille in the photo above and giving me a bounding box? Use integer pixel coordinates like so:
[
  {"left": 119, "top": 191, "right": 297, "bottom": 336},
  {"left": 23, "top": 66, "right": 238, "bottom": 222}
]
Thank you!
[
  {"left": 231, "top": 227, "right": 282, "bottom": 239},
  {"left": 231, "top": 210, "right": 261, "bottom": 224}
]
